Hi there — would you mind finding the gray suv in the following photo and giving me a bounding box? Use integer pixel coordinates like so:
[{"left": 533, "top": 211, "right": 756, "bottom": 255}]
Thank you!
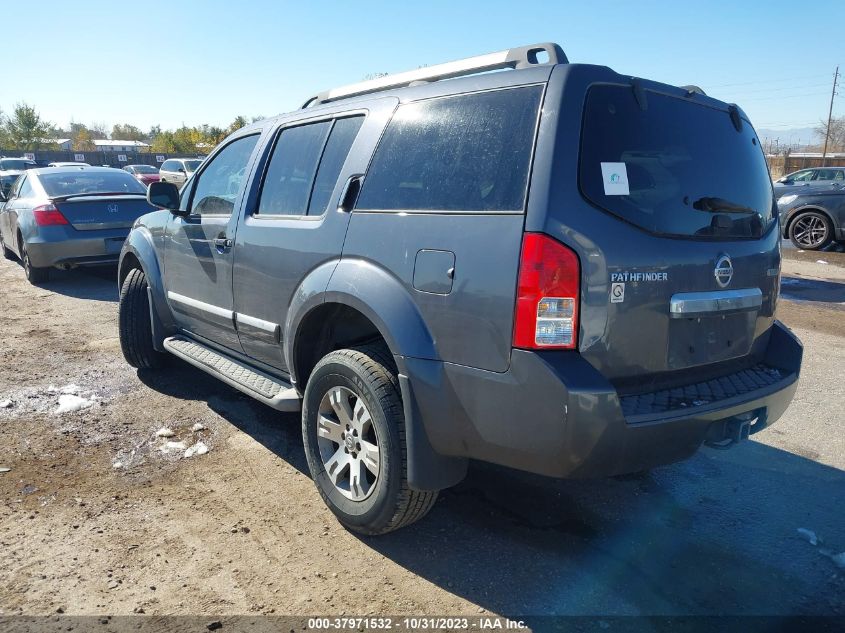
[{"left": 117, "top": 43, "right": 803, "bottom": 535}]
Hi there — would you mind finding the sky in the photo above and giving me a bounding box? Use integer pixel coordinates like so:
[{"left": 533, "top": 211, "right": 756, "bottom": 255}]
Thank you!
[{"left": 2, "top": 0, "right": 842, "bottom": 144}]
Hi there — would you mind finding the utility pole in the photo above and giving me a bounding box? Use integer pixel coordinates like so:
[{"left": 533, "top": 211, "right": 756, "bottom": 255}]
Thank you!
[{"left": 822, "top": 65, "right": 839, "bottom": 166}]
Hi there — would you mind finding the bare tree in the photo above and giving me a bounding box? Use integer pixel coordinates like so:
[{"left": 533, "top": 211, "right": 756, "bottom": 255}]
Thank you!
[{"left": 815, "top": 116, "right": 845, "bottom": 153}]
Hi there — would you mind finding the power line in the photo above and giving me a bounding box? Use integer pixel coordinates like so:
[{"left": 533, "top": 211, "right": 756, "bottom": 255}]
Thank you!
[
  {"left": 738, "top": 90, "right": 831, "bottom": 102},
  {"left": 710, "top": 81, "right": 831, "bottom": 95}
]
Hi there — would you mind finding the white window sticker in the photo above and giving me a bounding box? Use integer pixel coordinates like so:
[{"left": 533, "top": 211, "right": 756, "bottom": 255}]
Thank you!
[
  {"left": 601, "top": 162, "right": 630, "bottom": 196},
  {"left": 611, "top": 282, "right": 625, "bottom": 303}
]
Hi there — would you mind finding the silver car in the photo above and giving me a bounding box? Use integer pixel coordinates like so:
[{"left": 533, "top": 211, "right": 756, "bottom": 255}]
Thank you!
[
  {"left": 0, "top": 166, "right": 155, "bottom": 283},
  {"left": 773, "top": 166, "right": 845, "bottom": 198},
  {"left": 158, "top": 158, "right": 202, "bottom": 187}
]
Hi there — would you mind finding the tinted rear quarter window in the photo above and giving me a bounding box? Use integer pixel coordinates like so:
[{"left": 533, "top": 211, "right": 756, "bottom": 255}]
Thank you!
[
  {"left": 308, "top": 116, "right": 365, "bottom": 215},
  {"left": 579, "top": 85, "right": 774, "bottom": 239},
  {"left": 357, "top": 86, "right": 543, "bottom": 212}
]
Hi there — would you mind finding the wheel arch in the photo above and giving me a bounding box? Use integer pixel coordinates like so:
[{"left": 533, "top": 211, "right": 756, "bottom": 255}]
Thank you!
[
  {"left": 784, "top": 205, "right": 836, "bottom": 237},
  {"left": 119, "top": 227, "right": 177, "bottom": 344}
]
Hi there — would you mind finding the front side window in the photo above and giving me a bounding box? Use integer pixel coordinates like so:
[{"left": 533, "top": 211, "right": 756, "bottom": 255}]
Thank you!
[
  {"left": 357, "top": 86, "right": 542, "bottom": 212},
  {"left": 18, "top": 177, "right": 34, "bottom": 198},
  {"left": 791, "top": 170, "right": 815, "bottom": 182},
  {"left": 161, "top": 161, "right": 176, "bottom": 172},
  {"left": 189, "top": 135, "right": 259, "bottom": 216}
]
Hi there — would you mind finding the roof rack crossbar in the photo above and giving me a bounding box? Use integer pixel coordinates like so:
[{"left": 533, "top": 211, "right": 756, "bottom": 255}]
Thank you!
[{"left": 301, "top": 42, "right": 567, "bottom": 108}]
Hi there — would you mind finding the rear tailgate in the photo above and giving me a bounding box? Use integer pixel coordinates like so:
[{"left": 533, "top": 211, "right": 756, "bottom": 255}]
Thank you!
[
  {"left": 52, "top": 195, "right": 154, "bottom": 231},
  {"left": 535, "top": 66, "right": 780, "bottom": 390}
]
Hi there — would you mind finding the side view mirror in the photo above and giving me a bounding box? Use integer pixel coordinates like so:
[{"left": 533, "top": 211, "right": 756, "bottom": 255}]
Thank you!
[
  {"left": 0, "top": 189, "right": 7, "bottom": 203},
  {"left": 779, "top": 178, "right": 792, "bottom": 184},
  {"left": 147, "top": 181, "right": 185, "bottom": 216},
  {"left": 178, "top": 167, "right": 186, "bottom": 174}
]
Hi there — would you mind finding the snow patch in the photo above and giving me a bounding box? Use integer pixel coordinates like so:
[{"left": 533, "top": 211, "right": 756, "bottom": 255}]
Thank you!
[
  {"left": 816, "top": 260, "right": 829, "bottom": 265},
  {"left": 55, "top": 394, "right": 96, "bottom": 415},
  {"left": 0, "top": 399, "right": 12, "bottom": 408},
  {"left": 184, "top": 442, "right": 209, "bottom": 459},
  {"left": 191, "top": 423, "right": 206, "bottom": 432},
  {"left": 160, "top": 440, "right": 187, "bottom": 453},
  {"left": 155, "top": 427, "right": 175, "bottom": 438}
]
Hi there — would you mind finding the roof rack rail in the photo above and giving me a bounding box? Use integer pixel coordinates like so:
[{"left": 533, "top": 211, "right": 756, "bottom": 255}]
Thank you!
[{"left": 301, "top": 42, "right": 567, "bottom": 108}]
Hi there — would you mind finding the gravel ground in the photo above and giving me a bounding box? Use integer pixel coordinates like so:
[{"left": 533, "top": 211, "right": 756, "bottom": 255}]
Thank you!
[{"left": 0, "top": 246, "right": 843, "bottom": 619}]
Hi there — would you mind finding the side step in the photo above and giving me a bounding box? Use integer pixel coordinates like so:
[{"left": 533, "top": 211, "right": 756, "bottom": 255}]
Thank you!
[{"left": 163, "top": 336, "right": 301, "bottom": 412}]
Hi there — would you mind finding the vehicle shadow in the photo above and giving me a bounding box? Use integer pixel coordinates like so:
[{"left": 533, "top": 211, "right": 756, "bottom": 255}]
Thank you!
[
  {"left": 37, "top": 264, "right": 119, "bottom": 302},
  {"left": 781, "top": 276, "right": 845, "bottom": 305},
  {"left": 136, "top": 362, "right": 845, "bottom": 616},
  {"left": 136, "top": 360, "right": 308, "bottom": 475},
  {"left": 360, "top": 442, "right": 845, "bottom": 617}
]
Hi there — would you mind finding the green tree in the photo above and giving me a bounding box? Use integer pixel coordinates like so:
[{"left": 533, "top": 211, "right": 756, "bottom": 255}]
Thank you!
[
  {"left": 111, "top": 123, "right": 145, "bottom": 141},
  {"left": 4, "top": 103, "right": 52, "bottom": 150},
  {"left": 226, "top": 116, "right": 248, "bottom": 135}
]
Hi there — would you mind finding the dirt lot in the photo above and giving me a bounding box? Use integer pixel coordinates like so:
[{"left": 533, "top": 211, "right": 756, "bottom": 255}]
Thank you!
[{"left": 0, "top": 245, "right": 843, "bottom": 620}]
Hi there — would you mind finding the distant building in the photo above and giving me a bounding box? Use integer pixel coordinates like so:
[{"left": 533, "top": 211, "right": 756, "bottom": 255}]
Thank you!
[
  {"left": 39, "top": 138, "right": 72, "bottom": 151},
  {"left": 93, "top": 139, "right": 150, "bottom": 153}
]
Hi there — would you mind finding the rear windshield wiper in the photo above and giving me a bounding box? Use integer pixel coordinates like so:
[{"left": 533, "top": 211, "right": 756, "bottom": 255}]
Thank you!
[
  {"left": 51, "top": 192, "right": 146, "bottom": 202},
  {"left": 692, "top": 197, "right": 756, "bottom": 214}
]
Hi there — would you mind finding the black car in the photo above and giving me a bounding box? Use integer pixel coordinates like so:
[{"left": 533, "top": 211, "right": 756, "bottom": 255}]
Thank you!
[{"left": 778, "top": 187, "right": 845, "bottom": 250}]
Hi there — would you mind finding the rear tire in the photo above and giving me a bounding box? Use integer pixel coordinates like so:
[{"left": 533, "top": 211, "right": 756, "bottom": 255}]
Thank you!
[
  {"left": 302, "top": 345, "right": 438, "bottom": 535},
  {"left": 789, "top": 211, "right": 833, "bottom": 250},
  {"left": 119, "top": 268, "right": 165, "bottom": 369},
  {"left": 20, "top": 241, "right": 49, "bottom": 284}
]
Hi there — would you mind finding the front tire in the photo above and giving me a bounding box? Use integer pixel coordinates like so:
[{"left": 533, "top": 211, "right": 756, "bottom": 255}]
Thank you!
[
  {"left": 20, "top": 241, "right": 49, "bottom": 284},
  {"left": 302, "top": 345, "right": 437, "bottom": 535},
  {"left": 0, "top": 231, "right": 14, "bottom": 260},
  {"left": 789, "top": 211, "right": 833, "bottom": 250},
  {"left": 119, "top": 268, "right": 165, "bottom": 369}
]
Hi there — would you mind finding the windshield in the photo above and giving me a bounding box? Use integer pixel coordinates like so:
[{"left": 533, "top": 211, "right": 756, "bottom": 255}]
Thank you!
[
  {"left": 184, "top": 160, "right": 202, "bottom": 172},
  {"left": 0, "top": 159, "right": 35, "bottom": 171},
  {"left": 39, "top": 170, "right": 147, "bottom": 197},
  {"left": 579, "top": 85, "right": 774, "bottom": 239},
  {"left": 131, "top": 165, "right": 158, "bottom": 174}
]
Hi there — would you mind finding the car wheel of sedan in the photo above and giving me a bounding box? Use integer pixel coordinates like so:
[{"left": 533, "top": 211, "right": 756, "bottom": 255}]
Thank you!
[
  {"left": 0, "top": 231, "right": 15, "bottom": 260},
  {"left": 789, "top": 211, "right": 833, "bottom": 250},
  {"left": 118, "top": 268, "right": 165, "bottom": 369},
  {"left": 20, "top": 241, "right": 49, "bottom": 284},
  {"left": 302, "top": 345, "right": 438, "bottom": 535}
]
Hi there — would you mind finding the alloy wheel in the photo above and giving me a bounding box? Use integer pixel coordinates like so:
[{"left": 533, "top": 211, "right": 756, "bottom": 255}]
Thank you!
[
  {"left": 316, "top": 386, "right": 380, "bottom": 501},
  {"left": 792, "top": 215, "right": 829, "bottom": 249}
]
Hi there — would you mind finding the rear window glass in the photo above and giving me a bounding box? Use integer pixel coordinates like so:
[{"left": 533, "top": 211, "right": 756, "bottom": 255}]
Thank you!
[
  {"left": 39, "top": 170, "right": 147, "bottom": 197},
  {"left": 357, "top": 86, "right": 542, "bottom": 212},
  {"left": 131, "top": 165, "right": 158, "bottom": 174},
  {"left": 579, "top": 85, "right": 774, "bottom": 239},
  {"left": 0, "top": 159, "right": 34, "bottom": 171}
]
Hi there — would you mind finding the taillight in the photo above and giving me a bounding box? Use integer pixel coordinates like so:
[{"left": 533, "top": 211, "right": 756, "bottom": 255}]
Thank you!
[
  {"left": 33, "top": 204, "right": 69, "bottom": 226},
  {"left": 513, "top": 233, "right": 580, "bottom": 349}
]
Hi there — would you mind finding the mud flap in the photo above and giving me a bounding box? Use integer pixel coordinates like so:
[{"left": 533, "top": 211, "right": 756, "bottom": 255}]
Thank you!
[{"left": 399, "top": 373, "right": 467, "bottom": 491}]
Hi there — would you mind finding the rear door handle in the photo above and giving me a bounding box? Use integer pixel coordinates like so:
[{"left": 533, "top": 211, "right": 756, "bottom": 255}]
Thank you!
[{"left": 214, "top": 237, "right": 233, "bottom": 252}]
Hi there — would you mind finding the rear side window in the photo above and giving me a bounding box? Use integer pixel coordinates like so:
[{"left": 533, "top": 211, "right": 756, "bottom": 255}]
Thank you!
[
  {"left": 579, "top": 85, "right": 774, "bottom": 239},
  {"left": 357, "top": 86, "right": 542, "bottom": 212},
  {"left": 308, "top": 116, "right": 365, "bottom": 215},
  {"left": 258, "top": 121, "right": 331, "bottom": 216},
  {"left": 257, "top": 115, "right": 365, "bottom": 216}
]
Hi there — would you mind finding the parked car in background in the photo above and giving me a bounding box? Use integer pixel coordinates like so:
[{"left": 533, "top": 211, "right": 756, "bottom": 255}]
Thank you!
[
  {"left": 158, "top": 158, "right": 202, "bottom": 187},
  {"left": 0, "top": 157, "right": 38, "bottom": 197},
  {"left": 778, "top": 188, "right": 845, "bottom": 249},
  {"left": 48, "top": 161, "right": 91, "bottom": 167},
  {"left": 123, "top": 164, "right": 161, "bottom": 187},
  {"left": 774, "top": 167, "right": 845, "bottom": 199},
  {"left": 0, "top": 166, "right": 155, "bottom": 283},
  {"left": 117, "top": 43, "right": 802, "bottom": 535}
]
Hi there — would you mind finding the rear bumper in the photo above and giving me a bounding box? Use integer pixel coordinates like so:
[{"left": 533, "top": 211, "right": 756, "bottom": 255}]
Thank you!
[
  {"left": 25, "top": 229, "right": 128, "bottom": 267},
  {"left": 403, "top": 320, "right": 802, "bottom": 481}
]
